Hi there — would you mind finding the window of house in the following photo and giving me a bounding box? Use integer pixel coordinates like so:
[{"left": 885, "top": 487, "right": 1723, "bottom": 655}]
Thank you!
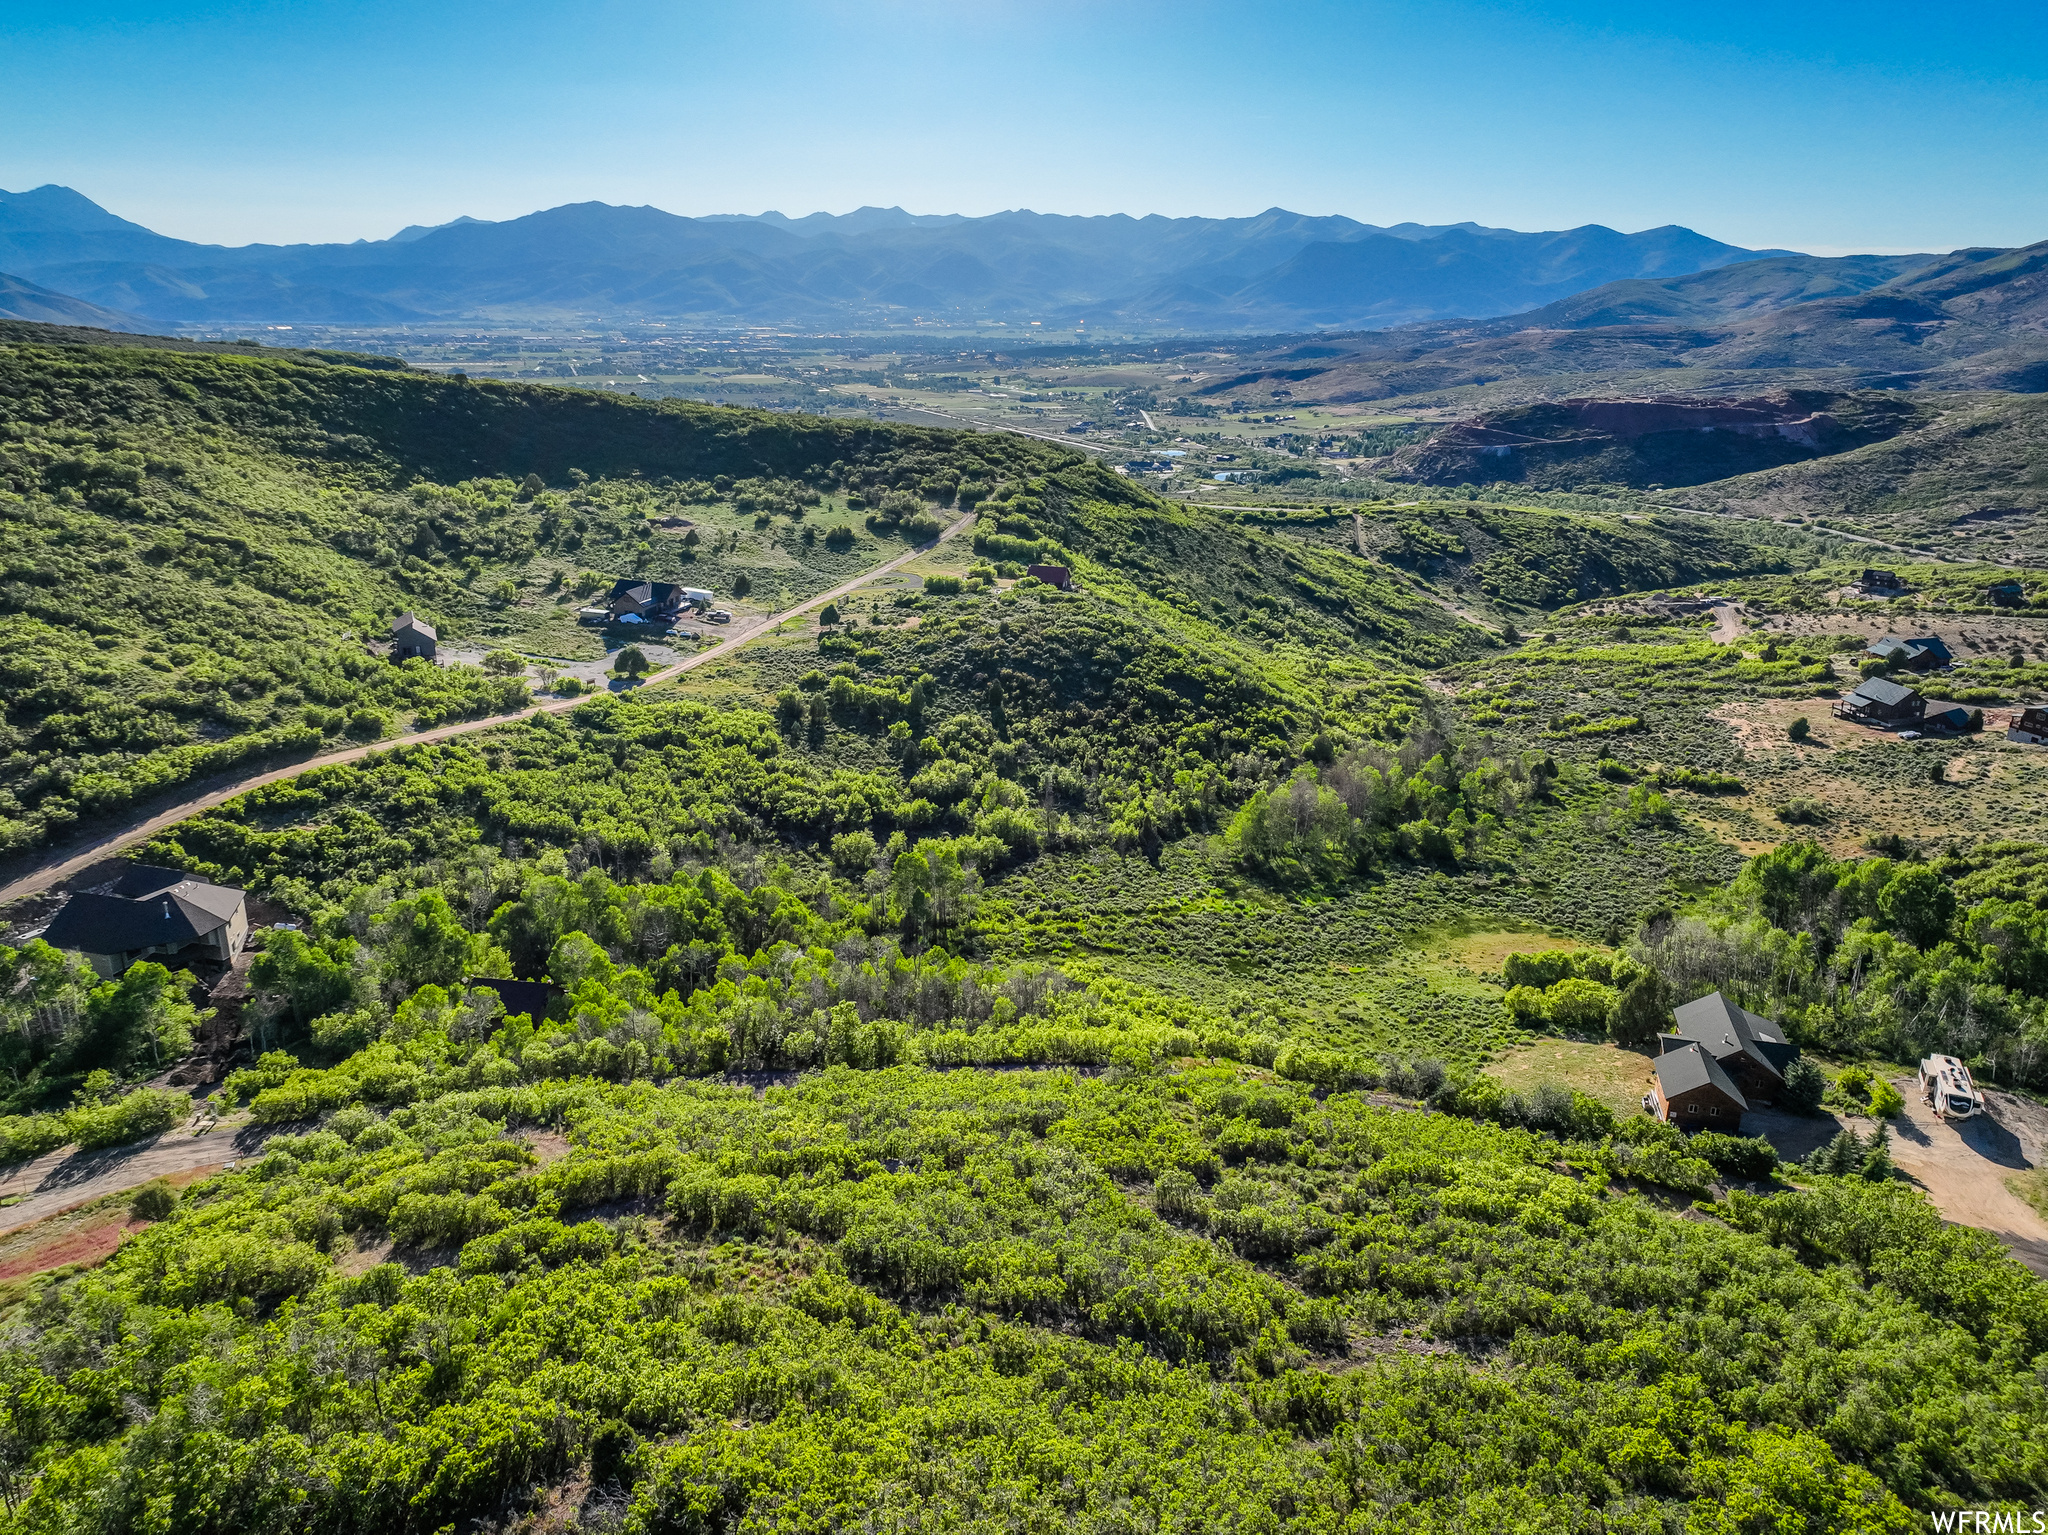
[
  {"left": 1709, "top": 1106, "right": 1720, "bottom": 1116},
  {"left": 1686, "top": 1103, "right": 1699, "bottom": 1113}
]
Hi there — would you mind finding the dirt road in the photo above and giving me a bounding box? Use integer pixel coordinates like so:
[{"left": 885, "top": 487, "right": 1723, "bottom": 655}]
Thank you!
[
  {"left": 0, "top": 518, "right": 969, "bottom": 909},
  {"left": 1, "top": 1119, "right": 272, "bottom": 1236},
  {"left": 1710, "top": 602, "right": 1746, "bottom": 643},
  {"left": 1885, "top": 1078, "right": 2048, "bottom": 1277}
]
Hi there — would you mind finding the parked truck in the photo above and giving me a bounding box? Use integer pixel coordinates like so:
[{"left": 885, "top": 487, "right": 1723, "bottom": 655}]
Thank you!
[{"left": 1918, "top": 1054, "right": 1985, "bottom": 1120}]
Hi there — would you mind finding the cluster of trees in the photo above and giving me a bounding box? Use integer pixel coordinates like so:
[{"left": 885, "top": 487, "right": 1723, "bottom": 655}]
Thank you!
[
  {"left": 1639, "top": 839, "right": 2048, "bottom": 1089},
  {"left": 0, "top": 945, "right": 208, "bottom": 1116},
  {"left": 1227, "top": 741, "right": 1556, "bottom": 883},
  {"left": 2, "top": 1054, "right": 2040, "bottom": 1528}
]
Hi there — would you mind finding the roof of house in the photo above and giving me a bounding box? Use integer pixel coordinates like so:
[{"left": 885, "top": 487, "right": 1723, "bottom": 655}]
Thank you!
[
  {"left": 1867, "top": 635, "right": 1953, "bottom": 667},
  {"left": 82, "top": 864, "right": 192, "bottom": 901},
  {"left": 1671, "top": 991, "right": 1788, "bottom": 1079},
  {"left": 1846, "top": 676, "right": 1919, "bottom": 709},
  {"left": 609, "top": 579, "right": 682, "bottom": 608},
  {"left": 1654, "top": 1041, "right": 1750, "bottom": 1110},
  {"left": 41, "top": 875, "right": 245, "bottom": 958},
  {"left": 1926, "top": 706, "right": 1972, "bottom": 729},
  {"left": 392, "top": 612, "right": 436, "bottom": 640},
  {"left": 464, "top": 976, "right": 560, "bottom": 1022}
]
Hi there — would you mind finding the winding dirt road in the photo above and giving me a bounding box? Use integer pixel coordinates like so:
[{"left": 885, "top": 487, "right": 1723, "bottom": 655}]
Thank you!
[
  {"left": 0, "top": 517, "right": 969, "bottom": 909},
  {"left": 0, "top": 1120, "right": 273, "bottom": 1237}
]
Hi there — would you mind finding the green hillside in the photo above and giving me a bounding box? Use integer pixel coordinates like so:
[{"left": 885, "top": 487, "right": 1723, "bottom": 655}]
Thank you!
[
  {"left": 1, "top": 324, "right": 2045, "bottom": 1531},
  {"left": 0, "top": 333, "right": 1062, "bottom": 858},
  {"left": 1670, "top": 391, "right": 2048, "bottom": 559}
]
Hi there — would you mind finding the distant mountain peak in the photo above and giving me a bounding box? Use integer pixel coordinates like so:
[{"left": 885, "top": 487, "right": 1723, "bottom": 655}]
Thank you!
[
  {"left": 388, "top": 215, "right": 487, "bottom": 244},
  {"left": 0, "top": 184, "right": 159, "bottom": 236}
]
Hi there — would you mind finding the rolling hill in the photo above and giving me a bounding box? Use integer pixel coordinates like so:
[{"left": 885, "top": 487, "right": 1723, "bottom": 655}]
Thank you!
[
  {"left": 0, "top": 319, "right": 2044, "bottom": 1534},
  {"left": 0, "top": 269, "right": 150, "bottom": 331},
  {"left": 1668, "top": 390, "right": 2048, "bottom": 556},
  {"left": 1191, "top": 240, "right": 2048, "bottom": 407}
]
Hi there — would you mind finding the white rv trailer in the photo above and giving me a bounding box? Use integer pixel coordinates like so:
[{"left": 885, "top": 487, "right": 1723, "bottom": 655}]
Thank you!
[{"left": 1918, "top": 1054, "right": 1985, "bottom": 1119}]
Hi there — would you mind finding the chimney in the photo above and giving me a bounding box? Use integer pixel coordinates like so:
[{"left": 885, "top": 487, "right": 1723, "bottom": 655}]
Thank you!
[{"left": 163, "top": 899, "right": 171, "bottom": 920}]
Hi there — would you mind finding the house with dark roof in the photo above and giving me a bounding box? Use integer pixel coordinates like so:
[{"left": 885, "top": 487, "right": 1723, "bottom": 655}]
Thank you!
[
  {"left": 1984, "top": 580, "right": 2025, "bottom": 608},
  {"left": 39, "top": 865, "right": 248, "bottom": 979},
  {"left": 463, "top": 976, "right": 560, "bottom": 1023},
  {"left": 1666, "top": 991, "right": 1798, "bottom": 1104},
  {"left": 1865, "top": 635, "right": 1953, "bottom": 672},
  {"left": 1026, "top": 563, "right": 1073, "bottom": 591},
  {"left": 391, "top": 612, "right": 436, "bottom": 660},
  {"left": 1650, "top": 1042, "right": 1749, "bottom": 1130},
  {"left": 1854, "top": 568, "right": 1910, "bottom": 597},
  {"left": 1834, "top": 675, "right": 1925, "bottom": 725},
  {"left": 2009, "top": 706, "right": 2048, "bottom": 746},
  {"left": 607, "top": 579, "right": 685, "bottom": 623},
  {"left": 1924, "top": 706, "right": 1975, "bottom": 735}
]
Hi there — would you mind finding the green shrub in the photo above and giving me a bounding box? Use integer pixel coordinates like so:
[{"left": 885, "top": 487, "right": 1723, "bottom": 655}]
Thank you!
[
  {"left": 1688, "top": 1132, "right": 1777, "bottom": 1181},
  {"left": 130, "top": 1181, "right": 181, "bottom": 1222}
]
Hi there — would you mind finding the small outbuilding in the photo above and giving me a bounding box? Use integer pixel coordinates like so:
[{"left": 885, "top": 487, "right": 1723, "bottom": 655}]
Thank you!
[
  {"left": 40, "top": 865, "right": 249, "bottom": 979},
  {"left": 391, "top": 612, "right": 437, "bottom": 660},
  {"left": 1985, "top": 580, "right": 2025, "bottom": 608},
  {"left": 1026, "top": 563, "right": 1073, "bottom": 591},
  {"left": 1835, "top": 675, "right": 1925, "bottom": 725}
]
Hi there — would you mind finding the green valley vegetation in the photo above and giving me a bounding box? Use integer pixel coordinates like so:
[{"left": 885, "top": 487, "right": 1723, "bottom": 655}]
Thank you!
[
  {"left": 0, "top": 322, "right": 2044, "bottom": 1531},
  {"left": 0, "top": 331, "right": 1061, "bottom": 859}
]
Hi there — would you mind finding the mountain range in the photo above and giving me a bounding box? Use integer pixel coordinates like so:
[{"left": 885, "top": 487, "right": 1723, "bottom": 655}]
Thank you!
[
  {"left": 0, "top": 183, "right": 1799, "bottom": 331},
  {"left": 1199, "top": 237, "right": 2048, "bottom": 403}
]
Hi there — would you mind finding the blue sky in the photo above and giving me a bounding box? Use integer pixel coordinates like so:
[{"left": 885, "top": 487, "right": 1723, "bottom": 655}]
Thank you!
[{"left": 2, "top": 0, "right": 2043, "bottom": 253}]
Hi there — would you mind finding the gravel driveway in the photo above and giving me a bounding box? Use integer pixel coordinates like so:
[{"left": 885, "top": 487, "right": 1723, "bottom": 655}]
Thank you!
[{"left": 0, "top": 1120, "right": 271, "bottom": 1235}]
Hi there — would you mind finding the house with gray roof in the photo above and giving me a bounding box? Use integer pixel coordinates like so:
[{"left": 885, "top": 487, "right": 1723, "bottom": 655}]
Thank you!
[
  {"left": 391, "top": 612, "right": 437, "bottom": 660},
  {"left": 1665, "top": 990, "right": 1799, "bottom": 1105},
  {"left": 39, "top": 864, "right": 249, "bottom": 978},
  {"left": 1865, "top": 635, "right": 1953, "bottom": 672},
  {"left": 1835, "top": 675, "right": 1924, "bottom": 725}
]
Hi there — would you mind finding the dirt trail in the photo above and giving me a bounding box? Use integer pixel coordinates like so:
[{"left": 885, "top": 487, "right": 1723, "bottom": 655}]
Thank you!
[
  {"left": 0, "top": 518, "right": 969, "bottom": 909},
  {"left": 1, "top": 1119, "right": 273, "bottom": 1236},
  {"left": 1710, "top": 602, "right": 1746, "bottom": 643},
  {"left": 1885, "top": 1077, "right": 2048, "bottom": 1277}
]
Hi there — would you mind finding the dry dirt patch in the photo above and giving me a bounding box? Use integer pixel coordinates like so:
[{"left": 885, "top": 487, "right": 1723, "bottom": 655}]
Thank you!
[
  {"left": 1883, "top": 1080, "right": 2048, "bottom": 1277},
  {"left": 0, "top": 1217, "right": 144, "bottom": 1282},
  {"left": 1487, "top": 1039, "right": 1656, "bottom": 1118}
]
